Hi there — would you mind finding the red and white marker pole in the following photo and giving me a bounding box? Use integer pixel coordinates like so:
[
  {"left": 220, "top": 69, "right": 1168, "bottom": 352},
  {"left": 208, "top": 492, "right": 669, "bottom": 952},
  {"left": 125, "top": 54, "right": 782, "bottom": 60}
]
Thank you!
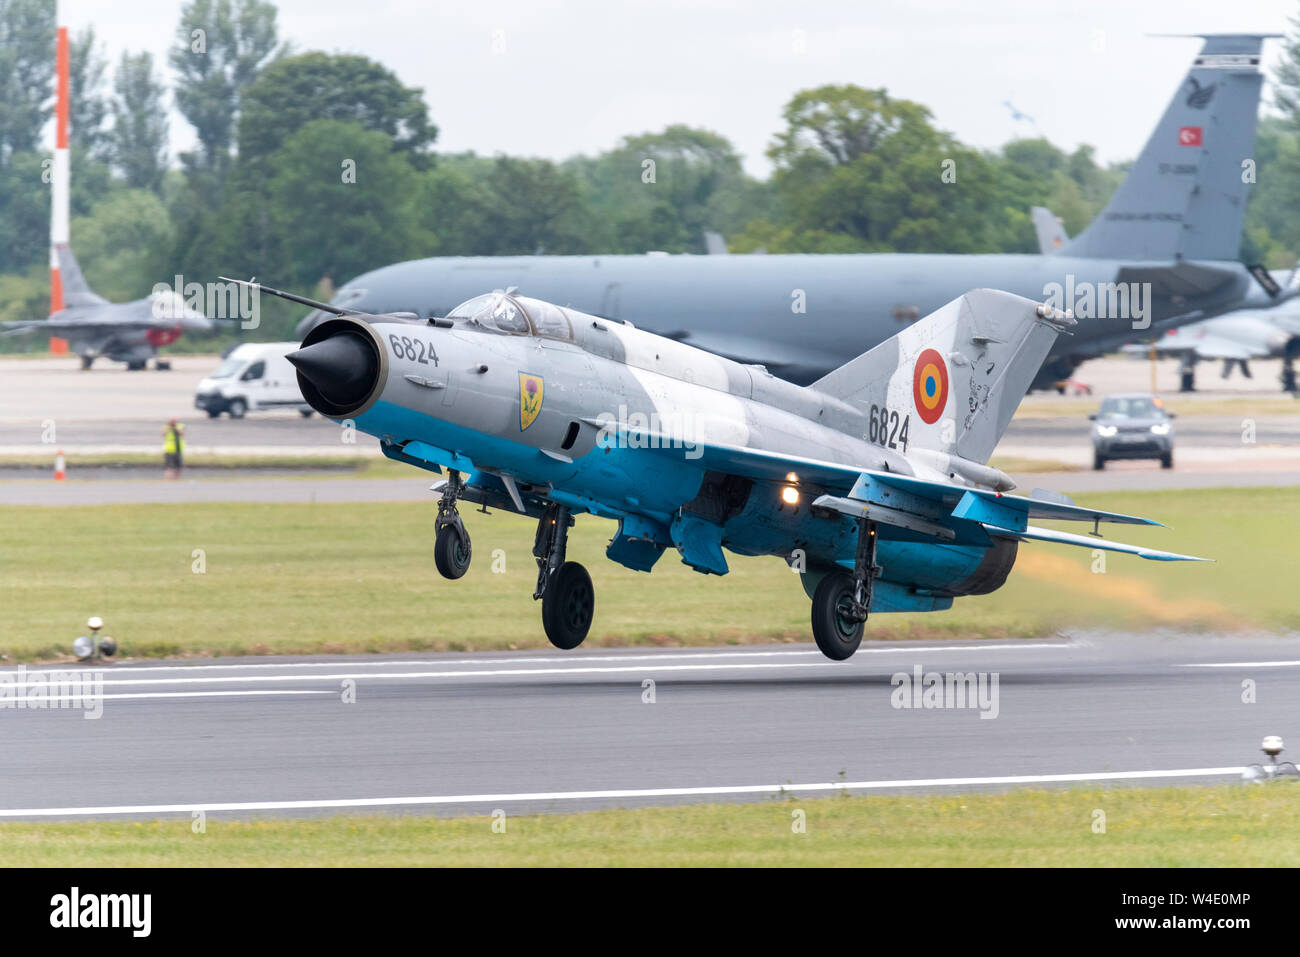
[
  {"left": 54, "top": 448, "right": 67, "bottom": 481},
  {"left": 49, "top": 0, "right": 70, "bottom": 355}
]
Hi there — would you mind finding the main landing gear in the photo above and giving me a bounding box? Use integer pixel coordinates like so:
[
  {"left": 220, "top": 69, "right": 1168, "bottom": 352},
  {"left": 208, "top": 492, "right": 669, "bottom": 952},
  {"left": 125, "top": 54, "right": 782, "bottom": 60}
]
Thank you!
[
  {"left": 431, "top": 476, "right": 595, "bottom": 649},
  {"left": 433, "top": 469, "right": 472, "bottom": 579},
  {"left": 533, "top": 503, "right": 593, "bottom": 650},
  {"left": 810, "top": 519, "right": 879, "bottom": 661}
]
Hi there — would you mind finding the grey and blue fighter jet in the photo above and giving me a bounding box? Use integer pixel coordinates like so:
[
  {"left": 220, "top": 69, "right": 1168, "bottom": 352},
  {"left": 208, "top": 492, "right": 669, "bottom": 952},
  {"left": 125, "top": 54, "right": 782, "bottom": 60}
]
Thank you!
[{"left": 247, "top": 279, "right": 1207, "bottom": 660}]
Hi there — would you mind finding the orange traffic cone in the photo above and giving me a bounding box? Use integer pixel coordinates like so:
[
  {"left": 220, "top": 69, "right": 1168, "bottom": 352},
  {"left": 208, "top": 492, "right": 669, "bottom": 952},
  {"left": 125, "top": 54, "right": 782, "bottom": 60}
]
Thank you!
[{"left": 54, "top": 449, "right": 66, "bottom": 481}]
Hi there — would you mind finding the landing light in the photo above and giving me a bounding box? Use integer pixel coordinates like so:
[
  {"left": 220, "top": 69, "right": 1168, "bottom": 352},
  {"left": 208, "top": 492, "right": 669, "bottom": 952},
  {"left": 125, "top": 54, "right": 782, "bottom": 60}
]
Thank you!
[{"left": 781, "top": 486, "right": 800, "bottom": 505}]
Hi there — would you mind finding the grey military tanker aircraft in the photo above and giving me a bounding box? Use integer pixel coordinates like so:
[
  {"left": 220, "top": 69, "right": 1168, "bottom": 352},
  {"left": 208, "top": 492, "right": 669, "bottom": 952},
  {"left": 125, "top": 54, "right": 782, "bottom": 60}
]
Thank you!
[
  {"left": 295, "top": 34, "right": 1284, "bottom": 391},
  {"left": 245, "top": 279, "right": 1207, "bottom": 659},
  {"left": 2, "top": 246, "right": 213, "bottom": 369},
  {"left": 1035, "top": 204, "right": 1300, "bottom": 392}
]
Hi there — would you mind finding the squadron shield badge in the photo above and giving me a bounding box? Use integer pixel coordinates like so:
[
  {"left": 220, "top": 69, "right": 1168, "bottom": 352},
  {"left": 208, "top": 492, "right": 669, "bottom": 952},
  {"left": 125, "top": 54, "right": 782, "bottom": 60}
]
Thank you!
[{"left": 519, "top": 372, "right": 544, "bottom": 431}]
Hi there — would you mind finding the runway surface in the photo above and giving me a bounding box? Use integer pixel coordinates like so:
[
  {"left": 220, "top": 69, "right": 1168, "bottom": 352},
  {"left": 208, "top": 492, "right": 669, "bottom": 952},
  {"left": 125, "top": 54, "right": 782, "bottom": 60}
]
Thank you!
[
  {"left": 5, "top": 411, "right": 1299, "bottom": 454},
  {"left": 0, "top": 633, "right": 1295, "bottom": 819},
  {"left": 4, "top": 463, "right": 1297, "bottom": 505},
  {"left": 3, "top": 355, "right": 1297, "bottom": 459}
]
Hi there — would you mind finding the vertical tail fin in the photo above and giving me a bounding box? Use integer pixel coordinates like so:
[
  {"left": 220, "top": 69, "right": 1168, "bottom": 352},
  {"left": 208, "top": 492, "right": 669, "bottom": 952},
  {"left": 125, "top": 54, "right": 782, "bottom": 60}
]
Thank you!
[
  {"left": 1066, "top": 33, "right": 1277, "bottom": 262},
  {"left": 53, "top": 245, "right": 107, "bottom": 308},
  {"left": 1031, "top": 206, "right": 1069, "bottom": 255},
  {"left": 811, "top": 289, "right": 1075, "bottom": 464}
]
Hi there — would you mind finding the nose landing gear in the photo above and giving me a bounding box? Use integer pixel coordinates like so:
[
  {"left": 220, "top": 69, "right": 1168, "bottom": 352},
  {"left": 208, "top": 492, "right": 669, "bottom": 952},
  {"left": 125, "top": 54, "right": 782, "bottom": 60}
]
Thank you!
[
  {"left": 533, "top": 503, "right": 593, "bottom": 649},
  {"left": 433, "top": 469, "right": 472, "bottom": 579}
]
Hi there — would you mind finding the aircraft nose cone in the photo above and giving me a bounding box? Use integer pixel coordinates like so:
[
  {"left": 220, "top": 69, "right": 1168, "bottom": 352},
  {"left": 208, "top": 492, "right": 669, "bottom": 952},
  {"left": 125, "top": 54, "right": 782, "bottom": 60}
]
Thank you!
[{"left": 287, "top": 332, "right": 378, "bottom": 409}]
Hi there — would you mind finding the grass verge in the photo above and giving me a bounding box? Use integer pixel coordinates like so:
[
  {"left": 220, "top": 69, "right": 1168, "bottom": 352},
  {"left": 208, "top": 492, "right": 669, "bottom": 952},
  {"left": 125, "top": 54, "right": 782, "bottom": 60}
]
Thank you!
[
  {"left": 0, "top": 452, "right": 381, "bottom": 471},
  {"left": 1, "top": 485, "right": 1295, "bottom": 661},
  {"left": 1, "top": 784, "right": 1294, "bottom": 866}
]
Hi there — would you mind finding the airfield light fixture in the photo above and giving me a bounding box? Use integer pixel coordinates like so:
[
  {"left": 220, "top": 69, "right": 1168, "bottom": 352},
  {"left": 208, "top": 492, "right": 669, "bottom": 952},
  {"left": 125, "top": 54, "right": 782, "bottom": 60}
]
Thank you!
[
  {"left": 78, "top": 616, "right": 114, "bottom": 660},
  {"left": 1262, "top": 735, "right": 1284, "bottom": 757}
]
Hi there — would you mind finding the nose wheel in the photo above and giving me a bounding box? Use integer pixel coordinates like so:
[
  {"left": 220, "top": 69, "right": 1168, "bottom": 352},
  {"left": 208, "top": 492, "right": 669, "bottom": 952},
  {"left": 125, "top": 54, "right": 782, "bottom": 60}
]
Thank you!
[
  {"left": 533, "top": 503, "right": 593, "bottom": 649},
  {"left": 434, "top": 470, "right": 472, "bottom": 579}
]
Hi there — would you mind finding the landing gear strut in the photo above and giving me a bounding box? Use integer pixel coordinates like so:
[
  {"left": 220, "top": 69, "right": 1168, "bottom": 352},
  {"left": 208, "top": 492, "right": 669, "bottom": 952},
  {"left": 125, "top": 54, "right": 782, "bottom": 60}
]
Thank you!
[
  {"left": 533, "top": 503, "right": 593, "bottom": 649},
  {"left": 433, "top": 469, "right": 472, "bottom": 579},
  {"left": 1178, "top": 354, "right": 1196, "bottom": 393},
  {"left": 811, "top": 519, "right": 879, "bottom": 661},
  {"left": 1282, "top": 356, "right": 1297, "bottom": 394}
]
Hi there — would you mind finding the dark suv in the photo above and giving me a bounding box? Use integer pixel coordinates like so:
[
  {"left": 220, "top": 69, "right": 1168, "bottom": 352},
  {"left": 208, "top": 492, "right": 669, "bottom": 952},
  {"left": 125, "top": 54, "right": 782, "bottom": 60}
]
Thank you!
[{"left": 1089, "top": 393, "right": 1176, "bottom": 470}]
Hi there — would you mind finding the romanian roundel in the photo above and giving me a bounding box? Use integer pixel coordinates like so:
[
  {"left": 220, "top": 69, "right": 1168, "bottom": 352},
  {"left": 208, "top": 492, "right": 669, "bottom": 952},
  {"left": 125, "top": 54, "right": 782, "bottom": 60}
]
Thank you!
[{"left": 911, "top": 348, "right": 948, "bottom": 424}]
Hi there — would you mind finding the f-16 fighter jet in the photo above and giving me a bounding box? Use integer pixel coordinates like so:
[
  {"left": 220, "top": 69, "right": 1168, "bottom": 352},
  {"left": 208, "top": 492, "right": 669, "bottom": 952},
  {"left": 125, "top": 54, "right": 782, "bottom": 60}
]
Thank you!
[
  {"left": 249, "top": 280, "right": 1207, "bottom": 660},
  {"left": 2, "top": 246, "right": 214, "bottom": 369}
]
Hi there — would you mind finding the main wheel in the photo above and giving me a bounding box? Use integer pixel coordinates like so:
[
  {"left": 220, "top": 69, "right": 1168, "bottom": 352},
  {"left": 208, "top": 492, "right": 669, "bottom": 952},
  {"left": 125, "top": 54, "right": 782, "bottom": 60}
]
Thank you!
[
  {"left": 542, "top": 561, "right": 594, "bottom": 650},
  {"left": 228, "top": 398, "right": 247, "bottom": 419},
  {"left": 810, "top": 569, "right": 864, "bottom": 660},
  {"left": 434, "top": 523, "right": 471, "bottom": 579},
  {"left": 299, "top": 409, "right": 314, "bottom": 418}
]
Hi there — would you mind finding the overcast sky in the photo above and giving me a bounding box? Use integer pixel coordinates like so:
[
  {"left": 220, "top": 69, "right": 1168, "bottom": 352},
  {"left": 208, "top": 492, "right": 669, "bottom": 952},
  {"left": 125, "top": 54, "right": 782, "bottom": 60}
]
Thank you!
[{"left": 62, "top": 0, "right": 1298, "bottom": 177}]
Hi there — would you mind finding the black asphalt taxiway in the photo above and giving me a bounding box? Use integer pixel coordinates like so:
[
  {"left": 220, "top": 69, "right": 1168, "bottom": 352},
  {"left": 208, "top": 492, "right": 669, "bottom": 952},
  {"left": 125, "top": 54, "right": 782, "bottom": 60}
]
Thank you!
[{"left": 0, "top": 633, "right": 1295, "bottom": 819}]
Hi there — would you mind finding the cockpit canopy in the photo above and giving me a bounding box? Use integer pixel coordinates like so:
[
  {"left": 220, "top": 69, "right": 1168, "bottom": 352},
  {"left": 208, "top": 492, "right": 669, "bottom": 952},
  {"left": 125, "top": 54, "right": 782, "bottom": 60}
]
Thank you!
[{"left": 447, "top": 293, "right": 575, "bottom": 341}]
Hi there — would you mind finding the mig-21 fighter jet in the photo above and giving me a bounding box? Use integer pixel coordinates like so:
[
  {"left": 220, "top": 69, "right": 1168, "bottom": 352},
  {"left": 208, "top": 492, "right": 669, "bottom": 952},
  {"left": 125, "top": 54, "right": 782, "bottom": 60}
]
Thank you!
[{"left": 233, "top": 279, "right": 1208, "bottom": 660}]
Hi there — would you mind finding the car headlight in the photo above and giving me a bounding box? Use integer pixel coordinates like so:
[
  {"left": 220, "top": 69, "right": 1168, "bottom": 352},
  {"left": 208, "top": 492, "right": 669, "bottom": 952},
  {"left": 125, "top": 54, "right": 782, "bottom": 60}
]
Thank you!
[
  {"left": 1150, "top": 422, "right": 1171, "bottom": 435},
  {"left": 1096, "top": 425, "right": 1118, "bottom": 437}
]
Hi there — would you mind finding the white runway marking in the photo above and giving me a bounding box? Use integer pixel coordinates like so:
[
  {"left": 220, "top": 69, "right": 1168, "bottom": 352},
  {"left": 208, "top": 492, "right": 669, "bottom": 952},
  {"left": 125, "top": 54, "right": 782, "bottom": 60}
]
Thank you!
[
  {"left": 0, "top": 663, "right": 847, "bottom": 688},
  {"left": 0, "top": 766, "right": 1244, "bottom": 817},
  {"left": 0, "top": 656, "right": 1074, "bottom": 688},
  {"left": 1179, "top": 660, "right": 1300, "bottom": 669},
  {"left": 0, "top": 642, "right": 1075, "bottom": 676},
  {"left": 3, "top": 690, "right": 334, "bottom": 703},
  {"left": 0, "top": 642, "right": 1076, "bottom": 686}
]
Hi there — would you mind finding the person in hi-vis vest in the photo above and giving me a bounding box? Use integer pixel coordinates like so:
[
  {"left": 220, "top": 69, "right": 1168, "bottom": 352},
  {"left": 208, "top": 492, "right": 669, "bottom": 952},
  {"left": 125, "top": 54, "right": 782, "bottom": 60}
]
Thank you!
[{"left": 163, "top": 418, "right": 185, "bottom": 479}]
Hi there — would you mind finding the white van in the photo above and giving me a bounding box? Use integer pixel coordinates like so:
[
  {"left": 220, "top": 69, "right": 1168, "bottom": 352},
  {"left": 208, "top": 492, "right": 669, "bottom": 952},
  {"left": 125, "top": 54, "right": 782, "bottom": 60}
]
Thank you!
[{"left": 194, "top": 342, "right": 313, "bottom": 418}]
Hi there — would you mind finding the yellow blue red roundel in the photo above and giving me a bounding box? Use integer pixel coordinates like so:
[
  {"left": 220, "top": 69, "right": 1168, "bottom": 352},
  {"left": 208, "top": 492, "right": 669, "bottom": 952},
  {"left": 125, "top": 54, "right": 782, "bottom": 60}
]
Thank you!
[{"left": 911, "top": 348, "right": 948, "bottom": 424}]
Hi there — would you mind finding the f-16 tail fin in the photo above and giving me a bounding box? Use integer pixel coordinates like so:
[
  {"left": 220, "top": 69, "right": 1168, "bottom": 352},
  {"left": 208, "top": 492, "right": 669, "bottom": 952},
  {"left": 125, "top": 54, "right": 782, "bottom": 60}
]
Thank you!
[
  {"left": 50, "top": 244, "right": 108, "bottom": 312},
  {"left": 1066, "top": 33, "right": 1276, "bottom": 262},
  {"left": 811, "top": 289, "right": 1074, "bottom": 464},
  {"left": 1031, "top": 206, "right": 1068, "bottom": 255}
]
